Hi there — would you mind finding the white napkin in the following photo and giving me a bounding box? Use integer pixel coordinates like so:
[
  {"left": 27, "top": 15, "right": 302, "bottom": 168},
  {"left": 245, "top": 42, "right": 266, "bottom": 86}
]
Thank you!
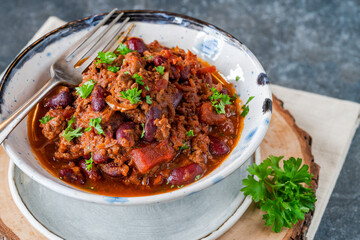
[{"left": 8, "top": 16, "right": 360, "bottom": 239}]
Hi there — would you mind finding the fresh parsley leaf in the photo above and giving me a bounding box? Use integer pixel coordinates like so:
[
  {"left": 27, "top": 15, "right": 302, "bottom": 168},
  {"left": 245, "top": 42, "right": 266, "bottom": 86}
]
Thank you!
[
  {"left": 235, "top": 76, "right": 240, "bottom": 81},
  {"left": 96, "top": 51, "right": 117, "bottom": 65},
  {"left": 179, "top": 142, "right": 190, "bottom": 151},
  {"left": 117, "top": 42, "right": 133, "bottom": 56},
  {"left": 62, "top": 116, "right": 83, "bottom": 142},
  {"left": 195, "top": 175, "right": 201, "bottom": 181},
  {"left": 132, "top": 73, "right": 145, "bottom": 85},
  {"left": 39, "top": 115, "right": 54, "bottom": 124},
  {"left": 241, "top": 155, "right": 316, "bottom": 233},
  {"left": 141, "top": 123, "right": 145, "bottom": 138},
  {"left": 209, "top": 87, "right": 232, "bottom": 114},
  {"left": 186, "top": 130, "right": 194, "bottom": 137},
  {"left": 170, "top": 185, "right": 175, "bottom": 189},
  {"left": 144, "top": 85, "right": 150, "bottom": 91},
  {"left": 124, "top": 71, "right": 130, "bottom": 75},
  {"left": 240, "top": 96, "right": 255, "bottom": 118},
  {"left": 107, "top": 66, "right": 119, "bottom": 73},
  {"left": 75, "top": 79, "right": 96, "bottom": 99},
  {"left": 88, "top": 117, "right": 105, "bottom": 136},
  {"left": 144, "top": 55, "right": 153, "bottom": 60},
  {"left": 145, "top": 95, "right": 152, "bottom": 104},
  {"left": 85, "top": 154, "right": 94, "bottom": 170},
  {"left": 155, "top": 65, "right": 165, "bottom": 75},
  {"left": 120, "top": 87, "right": 142, "bottom": 104}
]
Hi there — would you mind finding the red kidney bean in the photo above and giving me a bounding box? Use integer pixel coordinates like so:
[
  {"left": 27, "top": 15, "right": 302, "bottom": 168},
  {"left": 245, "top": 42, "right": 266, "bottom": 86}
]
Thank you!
[
  {"left": 209, "top": 135, "right": 230, "bottom": 156},
  {"left": 180, "top": 65, "right": 190, "bottom": 80},
  {"left": 144, "top": 105, "right": 161, "bottom": 142},
  {"left": 220, "top": 88, "right": 228, "bottom": 95},
  {"left": 168, "top": 163, "right": 203, "bottom": 185},
  {"left": 79, "top": 159, "right": 102, "bottom": 181},
  {"left": 116, "top": 122, "right": 135, "bottom": 147},
  {"left": 153, "top": 55, "right": 167, "bottom": 66},
  {"left": 45, "top": 91, "right": 72, "bottom": 109},
  {"left": 91, "top": 85, "right": 105, "bottom": 112},
  {"left": 99, "top": 162, "right": 129, "bottom": 177},
  {"left": 172, "top": 89, "right": 183, "bottom": 108},
  {"left": 59, "top": 168, "right": 85, "bottom": 185},
  {"left": 92, "top": 152, "right": 109, "bottom": 164},
  {"left": 127, "top": 37, "right": 148, "bottom": 54}
]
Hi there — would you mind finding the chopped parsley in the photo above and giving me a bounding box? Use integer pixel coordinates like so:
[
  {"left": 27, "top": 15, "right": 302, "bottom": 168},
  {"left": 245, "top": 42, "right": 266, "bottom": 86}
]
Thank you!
[
  {"left": 85, "top": 154, "right": 94, "bottom": 170},
  {"left": 62, "top": 116, "right": 83, "bottom": 142},
  {"left": 39, "top": 115, "right": 54, "bottom": 124},
  {"left": 170, "top": 185, "right": 175, "bottom": 189},
  {"left": 195, "top": 175, "right": 201, "bottom": 181},
  {"left": 179, "top": 142, "right": 190, "bottom": 151},
  {"left": 241, "top": 96, "right": 255, "bottom": 118},
  {"left": 155, "top": 65, "right": 165, "bottom": 75},
  {"left": 145, "top": 95, "right": 152, "bottom": 104},
  {"left": 177, "top": 185, "right": 184, "bottom": 189},
  {"left": 117, "top": 42, "right": 133, "bottom": 56},
  {"left": 120, "top": 87, "right": 142, "bottom": 104},
  {"left": 144, "top": 55, "right": 153, "bottom": 59},
  {"left": 141, "top": 123, "right": 145, "bottom": 138},
  {"left": 132, "top": 73, "right": 145, "bottom": 85},
  {"left": 144, "top": 85, "right": 150, "bottom": 91},
  {"left": 85, "top": 117, "right": 105, "bottom": 136},
  {"left": 107, "top": 66, "right": 119, "bottom": 73},
  {"left": 235, "top": 76, "right": 240, "bottom": 81},
  {"left": 124, "top": 71, "right": 130, "bottom": 75},
  {"left": 185, "top": 130, "right": 194, "bottom": 137},
  {"left": 96, "top": 51, "right": 117, "bottom": 65},
  {"left": 209, "top": 87, "right": 232, "bottom": 114},
  {"left": 75, "top": 79, "right": 96, "bottom": 99}
]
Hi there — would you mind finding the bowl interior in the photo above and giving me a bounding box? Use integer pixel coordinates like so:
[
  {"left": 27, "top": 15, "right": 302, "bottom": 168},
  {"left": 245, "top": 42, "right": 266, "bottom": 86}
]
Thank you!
[{"left": 0, "top": 11, "right": 271, "bottom": 204}]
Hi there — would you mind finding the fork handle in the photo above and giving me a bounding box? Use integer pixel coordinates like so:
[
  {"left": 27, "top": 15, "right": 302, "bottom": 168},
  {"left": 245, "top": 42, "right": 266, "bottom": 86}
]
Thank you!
[{"left": 0, "top": 78, "right": 59, "bottom": 144}]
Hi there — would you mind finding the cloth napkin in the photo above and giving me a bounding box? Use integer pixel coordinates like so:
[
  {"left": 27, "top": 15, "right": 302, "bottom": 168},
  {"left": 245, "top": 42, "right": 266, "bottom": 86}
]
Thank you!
[{"left": 6, "top": 16, "right": 360, "bottom": 239}]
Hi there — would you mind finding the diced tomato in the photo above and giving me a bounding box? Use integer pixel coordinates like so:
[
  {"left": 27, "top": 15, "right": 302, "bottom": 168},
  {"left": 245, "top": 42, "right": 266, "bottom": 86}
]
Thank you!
[{"left": 130, "top": 140, "right": 176, "bottom": 174}]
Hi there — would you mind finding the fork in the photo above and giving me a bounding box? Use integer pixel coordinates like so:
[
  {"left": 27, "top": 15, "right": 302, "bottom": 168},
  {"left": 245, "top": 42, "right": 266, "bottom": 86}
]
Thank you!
[{"left": 0, "top": 8, "right": 134, "bottom": 144}]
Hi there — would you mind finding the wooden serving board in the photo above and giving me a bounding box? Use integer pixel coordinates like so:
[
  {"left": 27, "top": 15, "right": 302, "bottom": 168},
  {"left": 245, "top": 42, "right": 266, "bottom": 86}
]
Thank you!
[{"left": 0, "top": 95, "right": 319, "bottom": 240}]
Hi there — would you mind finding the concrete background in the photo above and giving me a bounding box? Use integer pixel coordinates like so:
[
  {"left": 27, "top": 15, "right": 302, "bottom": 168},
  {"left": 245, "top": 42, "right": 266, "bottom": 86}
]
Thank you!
[{"left": 0, "top": 0, "right": 359, "bottom": 239}]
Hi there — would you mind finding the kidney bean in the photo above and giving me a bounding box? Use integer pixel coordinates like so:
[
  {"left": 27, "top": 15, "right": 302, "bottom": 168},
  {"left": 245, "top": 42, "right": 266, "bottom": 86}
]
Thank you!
[
  {"left": 144, "top": 105, "right": 161, "bottom": 142},
  {"left": 172, "top": 89, "right": 183, "bottom": 108},
  {"left": 127, "top": 37, "right": 148, "bottom": 54},
  {"left": 45, "top": 91, "right": 72, "bottom": 109},
  {"left": 116, "top": 122, "right": 135, "bottom": 147},
  {"left": 59, "top": 168, "right": 85, "bottom": 185},
  {"left": 91, "top": 85, "right": 105, "bottom": 112},
  {"left": 168, "top": 163, "right": 203, "bottom": 185},
  {"left": 100, "top": 162, "right": 129, "bottom": 177},
  {"left": 92, "top": 152, "right": 109, "bottom": 164},
  {"left": 209, "top": 135, "right": 230, "bottom": 156},
  {"left": 180, "top": 65, "right": 190, "bottom": 80},
  {"left": 220, "top": 88, "right": 228, "bottom": 95},
  {"left": 79, "top": 159, "right": 102, "bottom": 181},
  {"left": 153, "top": 55, "right": 167, "bottom": 66}
]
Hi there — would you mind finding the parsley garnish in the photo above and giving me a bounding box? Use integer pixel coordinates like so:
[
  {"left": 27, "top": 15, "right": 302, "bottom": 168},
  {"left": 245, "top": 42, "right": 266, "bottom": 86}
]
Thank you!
[
  {"left": 85, "top": 117, "right": 105, "bottom": 136},
  {"left": 170, "top": 185, "right": 175, "bottom": 189},
  {"left": 195, "top": 175, "right": 201, "bottom": 181},
  {"left": 155, "top": 65, "right": 165, "bottom": 75},
  {"left": 186, "top": 130, "right": 194, "bottom": 137},
  {"left": 124, "top": 71, "right": 130, "bottom": 75},
  {"left": 75, "top": 79, "right": 96, "bottom": 99},
  {"left": 241, "top": 156, "right": 316, "bottom": 233},
  {"left": 62, "top": 116, "right": 83, "bottom": 142},
  {"left": 145, "top": 95, "right": 152, "bottom": 104},
  {"left": 85, "top": 154, "right": 94, "bottom": 170},
  {"left": 241, "top": 96, "right": 255, "bottom": 118},
  {"left": 141, "top": 123, "right": 145, "bottom": 138},
  {"left": 177, "top": 185, "right": 184, "bottom": 189},
  {"left": 117, "top": 42, "right": 133, "bottom": 56},
  {"left": 235, "top": 76, "right": 240, "bottom": 81},
  {"left": 132, "top": 73, "right": 145, "bottom": 85},
  {"left": 144, "top": 86, "right": 150, "bottom": 91},
  {"left": 209, "top": 87, "right": 232, "bottom": 114},
  {"left": 144, "top": 55, "right": 153, "bottom": 60},
  {"left": 39, "top": 115, "right": 54, "bottom": 124},
  {"left": 120, "top": 87, "right": 142, "bottom": 104},
  {"left": 179, "top": 142, "right": 190, "bottom": 151},
  {"left": 96, "top": 51, "right": 117, "bottom": 65},
  {"left": 107, "top": 66, "right": 119, "bottom": 73}
]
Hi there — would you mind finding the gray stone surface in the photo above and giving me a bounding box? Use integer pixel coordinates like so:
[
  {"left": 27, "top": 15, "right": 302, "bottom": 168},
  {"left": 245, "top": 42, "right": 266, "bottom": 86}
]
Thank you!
[{"left": 0, "top": 0, "right": 359, "bottom": 238}]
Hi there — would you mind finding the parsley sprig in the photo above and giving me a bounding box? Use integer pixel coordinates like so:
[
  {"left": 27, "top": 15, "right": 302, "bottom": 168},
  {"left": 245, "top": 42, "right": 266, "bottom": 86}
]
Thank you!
[
  {"left": 85, "top": 154, "right": 94, "bottom": 170},
  {"left": 186, "top": 130, "right": 194, "bottom": 137},
  {"left": 39, "top": 115, "right": 54, "bottom": 124},
  {"left": 117, "top": 43, "right": 133, "bottom": 56},
  {"left": 179, "top": 141, "right": 190, "bottom": 151},
  {"left": 62, "top": 116, "right": 83, "bottom": 142},
  {"left": 96, "top": 51, "right": 117, "bottom": 65},
  {"left": 240, "top": 96, "right": 255, "bottom": 117},
  {"left": 107, "top": 66, "right": 119, "bottom": 73},
  {"left": 155, "top": 66, "right": 165, "bottom": 75},
  {"left": 120, "top": 87, "right": 142, "bottom": 104},
  {"left": 209, "top": 87, "right": 232, "bottom": 114},
  {"left": 132, "top": 73, "right": 145, "bottom": 85},
  {"left": 241, "top": 156, "right": 316, "bottom": 233},
  {"left": 145, "top": 95, "right": 152, "bottom": 104},
  {"left": 141, "top": 123, "right": 145, "bottom": 138},
  {"left": 85, "top": 117, "right": 105, "bottom": 136},
  {"left": 75, "top": 79, "right": 96, "bottom": 99}
]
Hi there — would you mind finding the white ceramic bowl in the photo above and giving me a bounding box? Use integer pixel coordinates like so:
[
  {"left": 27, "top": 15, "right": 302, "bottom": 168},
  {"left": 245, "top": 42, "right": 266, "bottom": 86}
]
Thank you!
[{"left": 1, "top": 11, "right": 272, "bottom": 206}]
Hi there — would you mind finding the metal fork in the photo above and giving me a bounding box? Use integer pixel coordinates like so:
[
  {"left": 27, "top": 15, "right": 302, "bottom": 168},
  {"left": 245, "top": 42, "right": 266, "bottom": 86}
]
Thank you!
[{"left": 0, "top": 8, "right": 134, "bottom": 144}]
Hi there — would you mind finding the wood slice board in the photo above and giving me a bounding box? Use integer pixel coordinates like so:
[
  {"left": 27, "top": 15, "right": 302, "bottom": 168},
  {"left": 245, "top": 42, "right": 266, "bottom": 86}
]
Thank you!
[{"left": 0, "top": 95, "right": 319, "bottom": 240}]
